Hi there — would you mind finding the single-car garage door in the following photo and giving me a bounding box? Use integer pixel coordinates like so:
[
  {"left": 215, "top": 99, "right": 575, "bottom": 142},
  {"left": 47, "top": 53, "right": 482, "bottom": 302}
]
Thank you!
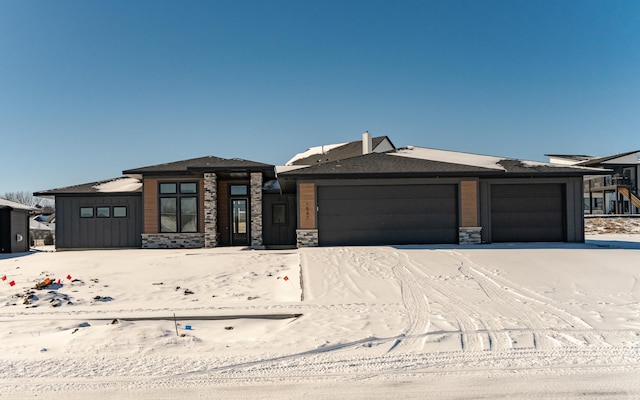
[
  {"left": 317, "top": 185, "right": 458, "bottom": 246},
  {"left": 490, "top": 183, "right": 565, "bottom": 242}
]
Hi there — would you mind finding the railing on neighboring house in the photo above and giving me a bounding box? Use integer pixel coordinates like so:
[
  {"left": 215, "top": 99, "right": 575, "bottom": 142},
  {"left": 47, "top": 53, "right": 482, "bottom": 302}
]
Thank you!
[{"left": 585, "top": 176, "right": 636, "bottom": 190}]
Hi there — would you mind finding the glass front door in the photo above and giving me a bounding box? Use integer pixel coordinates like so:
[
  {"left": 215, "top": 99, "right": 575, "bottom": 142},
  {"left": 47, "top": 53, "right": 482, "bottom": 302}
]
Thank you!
[{"left": 231, "top": 199, "right": 248, "bottom": 245}]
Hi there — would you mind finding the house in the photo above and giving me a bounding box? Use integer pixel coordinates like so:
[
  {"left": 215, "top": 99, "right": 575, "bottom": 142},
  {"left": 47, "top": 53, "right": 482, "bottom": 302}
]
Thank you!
[
  {"left": 35, "top": 134, "right": 607, "bottom": 250},
  {"left": 547, "top": 151, "right": 640, "bottom": 214},
  {"left": 29, "top": 218, "right": 54, "bottom": 246},
  {"left": 35, "top": 156, "right": 293, "bottom": 250},
  {"left": 0, "top": 198, "right": 34, "bottom": 253},
  {"left": 278, "top": 133, "right": 607, "bottom": 246}
]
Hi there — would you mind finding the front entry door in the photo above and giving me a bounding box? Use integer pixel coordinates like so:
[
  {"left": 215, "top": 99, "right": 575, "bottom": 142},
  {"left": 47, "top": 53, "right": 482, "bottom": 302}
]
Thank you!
[{"left": 231, "top": 199, "right": 248, "bottom": 245}]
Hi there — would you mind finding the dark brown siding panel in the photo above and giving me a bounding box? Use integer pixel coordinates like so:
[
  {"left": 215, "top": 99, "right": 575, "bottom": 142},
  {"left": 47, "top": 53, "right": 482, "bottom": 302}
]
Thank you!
[
  {"left": 217, "top": 181, "right": 230, "bottom": 246},
  {"left": 317, "top": 184, "right": 458, "bottom": 246},
  {"left": 490, "top": 183, "right": 565, "bottom": 242}
]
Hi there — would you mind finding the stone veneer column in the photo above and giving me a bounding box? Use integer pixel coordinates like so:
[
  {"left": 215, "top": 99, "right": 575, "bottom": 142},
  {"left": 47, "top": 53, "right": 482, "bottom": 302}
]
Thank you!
[
  {"left": 204, "top": 172, "right": 218, "bottom": 248},
  {"left": 250, "top": 172, "right": 264, "bottom": 249}
]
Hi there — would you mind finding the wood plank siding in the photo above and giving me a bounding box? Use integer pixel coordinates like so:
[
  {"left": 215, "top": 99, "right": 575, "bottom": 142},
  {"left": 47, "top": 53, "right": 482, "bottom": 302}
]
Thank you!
[
  {"left": 460, "top": 180, "right": 478, "bottom": 227},
  {"left": 143, "top": 177, "right": 159, "bottom": 233},
  {"left": 298, "top": 183, "right": 316, "bottom": 229}
]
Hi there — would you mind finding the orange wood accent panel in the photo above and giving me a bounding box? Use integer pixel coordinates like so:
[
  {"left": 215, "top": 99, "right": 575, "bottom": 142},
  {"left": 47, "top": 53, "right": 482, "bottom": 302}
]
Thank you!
[
  {"left": 298, "top": 183, "right": 316, "bottom": 229},
  {"left": 143, "top": 178, "right": 158, "bottom": 233},
  {"left": 460, "top": 180, "right": 478, "bottom": 227}
]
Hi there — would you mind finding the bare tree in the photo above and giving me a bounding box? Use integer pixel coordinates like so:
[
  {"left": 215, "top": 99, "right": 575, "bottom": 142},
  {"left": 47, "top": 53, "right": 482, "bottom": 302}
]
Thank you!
[{"left": 1, "top": 191, "right": 54, "bottom": 208}]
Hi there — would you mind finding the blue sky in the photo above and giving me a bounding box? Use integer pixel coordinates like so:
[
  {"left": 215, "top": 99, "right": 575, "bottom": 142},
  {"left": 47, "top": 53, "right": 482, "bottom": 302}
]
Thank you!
[{"left": 1, "top": 0, "right": 639, "bottom": 194}]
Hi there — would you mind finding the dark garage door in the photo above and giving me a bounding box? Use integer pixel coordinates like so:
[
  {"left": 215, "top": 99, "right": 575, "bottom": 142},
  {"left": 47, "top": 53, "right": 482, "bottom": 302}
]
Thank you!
[
  {"left": 490, "top": 183, "right": 565, "bottom": 242},
  {"left": 317, "top": 185, "right": 458, "bottom": 246}
]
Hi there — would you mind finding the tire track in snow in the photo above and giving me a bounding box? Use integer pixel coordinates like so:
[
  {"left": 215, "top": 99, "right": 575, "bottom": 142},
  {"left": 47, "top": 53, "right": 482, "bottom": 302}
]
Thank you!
[
  {"left": 390, "top": 263, "right": 431, "bottom": 352},
  {"left": 396, "top": 252, "right": 508, "bottom": 352},
  {"left": 446, "top": 251, "right": 610, "bottom": 348}
]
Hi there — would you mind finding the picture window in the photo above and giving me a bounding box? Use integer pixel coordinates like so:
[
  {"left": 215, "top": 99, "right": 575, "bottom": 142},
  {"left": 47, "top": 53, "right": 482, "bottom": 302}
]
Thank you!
[{"left": 159, "top": 181, "right": 199, "bottom": 233}]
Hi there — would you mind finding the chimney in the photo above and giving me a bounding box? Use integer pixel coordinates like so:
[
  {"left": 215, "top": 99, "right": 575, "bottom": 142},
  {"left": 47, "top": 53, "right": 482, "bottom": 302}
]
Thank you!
[{"left": 362, "top": 131, "right": 372, "bottom": 155}]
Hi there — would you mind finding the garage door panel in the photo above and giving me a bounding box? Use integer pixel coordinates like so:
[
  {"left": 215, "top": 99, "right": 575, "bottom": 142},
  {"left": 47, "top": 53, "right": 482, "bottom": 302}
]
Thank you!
[
  {"left": 321, "top": 185, "right": 456, "bottom": 200},
  {"left": 492, "top": 198, "right": 563, "bottom": 213},
  {"left": 322, "top": 228, "right": 458, "bottom": 246},
  {"left": 491, "top": 211, "right": 564, "bottom": 226},
  {"left": 491, "top": 184, "right": 565, "bottom": 242},
  {"left": 492, "top": 227, "right": 564, "bottom": 242},
  {"left": 320, "top": 213, "right": 457, "bottom": 231},
  {"left": 320, "top": 198, "right": 452, "bottom": 214},
  {"left": 318, "top": 185, "right": 458, "bottom": 246}
]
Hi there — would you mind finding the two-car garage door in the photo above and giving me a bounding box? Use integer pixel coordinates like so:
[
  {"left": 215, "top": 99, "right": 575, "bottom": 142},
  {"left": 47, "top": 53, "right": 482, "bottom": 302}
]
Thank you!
[{"left": 317, "top": 185, "right": 458, "bottom": 246}]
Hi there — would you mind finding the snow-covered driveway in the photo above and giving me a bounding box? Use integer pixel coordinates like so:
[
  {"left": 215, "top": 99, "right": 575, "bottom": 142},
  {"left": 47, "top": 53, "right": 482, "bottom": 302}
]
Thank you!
[{"left": 2, "top": 236, "right": 640, "bottom": 398}]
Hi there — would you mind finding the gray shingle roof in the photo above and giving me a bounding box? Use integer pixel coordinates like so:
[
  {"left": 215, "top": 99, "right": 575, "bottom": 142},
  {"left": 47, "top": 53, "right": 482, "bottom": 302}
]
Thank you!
[
  {"left": 122, "top": 156, "right": 274, "bottom": 174},
  {"left": 279, "top": 150, "right": 606, "bottom": 179},
  {"left": 34, "top": 177, "right": 143, "bottom": 196}
]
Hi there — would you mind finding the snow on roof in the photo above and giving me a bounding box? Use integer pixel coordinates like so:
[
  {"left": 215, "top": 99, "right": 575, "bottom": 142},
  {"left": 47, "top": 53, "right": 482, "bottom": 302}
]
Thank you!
[
  {"left": 276, "top": 165, "right": 309, "bottom": 174},
  {"left": 0, "top": 198, "right": 36, "bottom": 211},
  {"left": 285, "top": 142, "right": 348, "bottom": 166},
  {"left": 92, "top": 177, "right": 142, "bottom": 193},
  {"left": 30, "top": 219, "right": 52, "bottom": 231},
  {"left": 520, "top": 159, "right": 612, "bottom": 172},
  {"left": 392, "top": 146, "right": 507, "bottom": 170}
]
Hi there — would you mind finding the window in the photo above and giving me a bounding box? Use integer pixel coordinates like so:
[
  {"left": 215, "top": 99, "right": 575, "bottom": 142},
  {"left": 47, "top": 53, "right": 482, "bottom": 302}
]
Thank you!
[
  {"left": 180, "top": 183, "right": 197, "bottom": 194},
  {"left": 272, "top": 204, "right": 287, "bottom": 224},
  {"left": 113, "top": 206, "right": 127, "bottom": 218},
  {"left": 159, "top": 181, "right": 198, "bottom": 233},
  {"left": 97, "top": 207, "right": 110, "bottom": 218},
  {"left": 160, "top": 183, "right": 177, "bottom": 194},
  {"left": 80, "top": 207, "right": 94, "bottom": 218},
  {"left": 230, "top": 185, "right": 248, "bottom": 196}
]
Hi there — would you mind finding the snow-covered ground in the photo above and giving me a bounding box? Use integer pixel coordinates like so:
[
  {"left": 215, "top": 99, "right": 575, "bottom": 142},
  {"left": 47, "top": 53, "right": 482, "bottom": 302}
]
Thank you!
[{"left": 2, "top": 231, "right": 640, "bottom": 398}]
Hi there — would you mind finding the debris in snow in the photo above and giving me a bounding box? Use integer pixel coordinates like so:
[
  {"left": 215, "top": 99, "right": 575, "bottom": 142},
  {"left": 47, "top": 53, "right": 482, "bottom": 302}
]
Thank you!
[{"left": 224, "top": 326, "right": 234, "bottom": 330}]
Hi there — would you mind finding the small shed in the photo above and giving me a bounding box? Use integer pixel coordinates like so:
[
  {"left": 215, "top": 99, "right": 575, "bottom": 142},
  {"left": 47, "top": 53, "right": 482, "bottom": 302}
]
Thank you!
[{"left": 0, "top": 198, "right": 35, "bottom": 253}]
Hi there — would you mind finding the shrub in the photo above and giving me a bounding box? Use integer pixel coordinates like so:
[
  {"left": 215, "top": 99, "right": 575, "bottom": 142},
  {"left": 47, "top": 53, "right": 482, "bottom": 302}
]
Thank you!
[{"left": 44, "top": 233, "right": 54, "bottom": 246}]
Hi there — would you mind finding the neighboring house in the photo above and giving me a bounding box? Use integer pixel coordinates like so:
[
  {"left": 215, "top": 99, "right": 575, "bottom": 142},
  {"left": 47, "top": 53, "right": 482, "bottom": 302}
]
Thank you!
[
  {"left": 278, "top": 134, "right": 606, "bottom": 247},
  {"left": 547, "top": 151, "right": 640, "bottom": 215},
  {"left": 286, "top": 133, "right": 396, "bottom": 166},
  {"left": 29, "top": 218, "right": 54, "bottom": 246},
  {"left": 0, "top": 198, "right": 34, "bottom": 253},
  {"left": 35, "top": 135, "right": 607, "bottom": 250}
]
